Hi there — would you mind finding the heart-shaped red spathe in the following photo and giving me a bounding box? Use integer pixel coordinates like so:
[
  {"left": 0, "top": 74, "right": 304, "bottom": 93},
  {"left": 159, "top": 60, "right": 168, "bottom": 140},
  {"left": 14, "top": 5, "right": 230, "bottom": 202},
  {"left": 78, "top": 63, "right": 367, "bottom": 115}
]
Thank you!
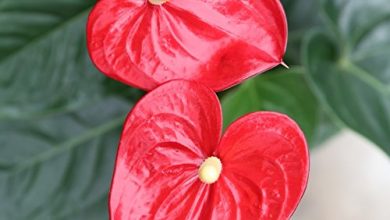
[
  {"left": 87, "top": 0, "right": 287, "bottom": 91},
  {"left": 110, "top": 80, "right": 309, "bottom": 220}
]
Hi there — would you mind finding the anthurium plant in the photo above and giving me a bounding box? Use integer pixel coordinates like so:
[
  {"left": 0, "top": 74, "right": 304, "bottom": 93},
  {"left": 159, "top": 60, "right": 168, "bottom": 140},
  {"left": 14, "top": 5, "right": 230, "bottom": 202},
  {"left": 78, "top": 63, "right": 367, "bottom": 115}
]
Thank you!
[
  {"left": 0, "top": 0, "right": 388, "bottom": 219},
  {"left": 87, "top": 0, "right": 309, "bottom": 219}
]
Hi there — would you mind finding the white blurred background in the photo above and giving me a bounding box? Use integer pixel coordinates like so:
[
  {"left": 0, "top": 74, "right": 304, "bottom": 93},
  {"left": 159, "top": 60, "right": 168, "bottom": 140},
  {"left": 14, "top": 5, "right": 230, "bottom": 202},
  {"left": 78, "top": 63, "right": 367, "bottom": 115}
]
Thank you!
[{"left": 293, "top": 130, "right": 390, "bottom": 220}]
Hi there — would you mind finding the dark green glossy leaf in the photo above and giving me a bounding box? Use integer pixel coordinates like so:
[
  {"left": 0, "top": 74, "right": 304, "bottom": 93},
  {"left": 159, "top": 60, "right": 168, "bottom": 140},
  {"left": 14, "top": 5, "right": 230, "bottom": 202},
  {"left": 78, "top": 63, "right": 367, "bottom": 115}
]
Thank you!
[
  {"left": 0, "top": 98, "right": 130, "bottom": 220},
  {"left": 304, "top": 0, "right": 390, "bottom": 154},
  {"left": 222, "top": 68, "right": 337, "bottom": 147},
  {"left": 0, "top": 1, "right": 139, "bottom": 219},
  {"left": 0, "top": 0, "right": 101, "bottom": 119}
]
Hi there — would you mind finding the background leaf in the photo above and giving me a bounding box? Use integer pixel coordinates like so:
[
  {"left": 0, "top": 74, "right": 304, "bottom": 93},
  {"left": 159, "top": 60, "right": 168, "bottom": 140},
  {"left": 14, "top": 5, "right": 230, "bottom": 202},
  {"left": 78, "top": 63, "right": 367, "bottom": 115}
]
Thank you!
[
  {"left": 0, "top": 98, "right": 130, "bottom": 219},
  {"left": 222, "top": 68, "right": 337, "bottom": 147},
  {"left": 304, "top": 0, "right": 390, "bottom": 155},
  {"left": 0, "top": 0, "right": 140, "bottom": 119},
  {"left": 281, "top": 0, "right": 323, "bottom": 64},
  {"left": 0, "top": 0, "right": 141, "bottom": 219}
]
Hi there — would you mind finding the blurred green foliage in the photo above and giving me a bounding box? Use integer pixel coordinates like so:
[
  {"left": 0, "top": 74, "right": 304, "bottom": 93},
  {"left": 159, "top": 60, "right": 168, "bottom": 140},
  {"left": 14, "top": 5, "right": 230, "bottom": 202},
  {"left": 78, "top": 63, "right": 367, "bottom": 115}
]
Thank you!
[
  {"left": 0, "top": 0, "right": 388, "bottom": 219},
  {"left": 303, "top": 0, "right": 390, "bottom": 155},
  {"left": 222, "top": 68, "right": 336, "bottom": 147}
]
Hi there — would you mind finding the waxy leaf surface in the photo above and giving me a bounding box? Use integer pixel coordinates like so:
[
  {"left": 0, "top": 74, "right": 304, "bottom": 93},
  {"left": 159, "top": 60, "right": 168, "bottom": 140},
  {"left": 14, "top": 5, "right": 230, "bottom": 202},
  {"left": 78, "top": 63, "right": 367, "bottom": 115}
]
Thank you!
[{"left": 0, "top": 1, "right": 141, "bottom": 219}]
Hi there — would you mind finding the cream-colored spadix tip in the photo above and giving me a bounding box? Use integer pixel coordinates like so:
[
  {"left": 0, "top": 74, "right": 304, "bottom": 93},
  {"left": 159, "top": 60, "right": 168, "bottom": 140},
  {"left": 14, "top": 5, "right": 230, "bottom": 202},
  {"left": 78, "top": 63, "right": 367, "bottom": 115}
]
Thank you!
[
  {"left": 198, "top": 156, "right": 222, "bottom": 184},
  {"left": 148, "top": 0, "right": 168, "bottom": 5}
]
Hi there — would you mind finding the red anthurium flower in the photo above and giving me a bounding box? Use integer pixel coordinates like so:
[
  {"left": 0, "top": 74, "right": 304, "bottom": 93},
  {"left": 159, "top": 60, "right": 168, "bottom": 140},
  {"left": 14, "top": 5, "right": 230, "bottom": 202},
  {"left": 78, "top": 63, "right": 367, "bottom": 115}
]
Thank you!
[
  {"left": 87, "top": 0, "right": 287, "bottom": 91},
  {"left": 110, "top": 80, "right": 309, "bottom": 219}
]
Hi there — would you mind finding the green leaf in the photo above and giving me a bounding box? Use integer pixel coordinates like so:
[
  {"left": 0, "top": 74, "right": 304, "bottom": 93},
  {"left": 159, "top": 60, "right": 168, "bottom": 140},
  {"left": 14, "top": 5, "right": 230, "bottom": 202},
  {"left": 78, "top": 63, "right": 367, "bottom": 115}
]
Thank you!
[
  {"left": 282, "top": 0, "right": 322, "bottom": 32},
  {"left": 0, "top": 1, "right": 140, "bottom": 219},
  {"left": 0, "top": 98, "right": 129, "bottom": 220},
  {"left": 222, "top": 68, "right": 337, "bottom": 147},
  {"left": 281, "top": 0, "right": 323, "bottom": 64},
  {"left": 304, "top": 0, "right": 390, "bottom": 155},
  {"left": 59, "top": 196, "right": 109, "bottom": 220},
  {"left": 0, "top": 0, "right": 101, "bottom": 119}
]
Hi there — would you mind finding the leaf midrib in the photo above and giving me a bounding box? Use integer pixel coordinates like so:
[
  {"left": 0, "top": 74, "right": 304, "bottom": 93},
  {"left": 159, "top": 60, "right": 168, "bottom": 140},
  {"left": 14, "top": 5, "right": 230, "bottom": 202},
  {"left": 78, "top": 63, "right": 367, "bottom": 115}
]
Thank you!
[
  {"left": 339, "top": 58, "right": 390, "bottom": 94},
  {"left": 0, "top": 6, "right": 92, "bottom": 64},
  {"left": 7, "top": 115, "right": 124, "bottom": 175},
  {"left": 321, "top": 1, "right": 390, "bottom": 94}
]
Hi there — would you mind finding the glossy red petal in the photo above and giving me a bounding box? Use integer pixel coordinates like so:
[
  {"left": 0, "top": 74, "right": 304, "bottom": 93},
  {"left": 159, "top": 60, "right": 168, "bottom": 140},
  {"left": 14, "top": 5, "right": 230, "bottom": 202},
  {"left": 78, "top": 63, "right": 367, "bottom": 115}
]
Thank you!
[
  {"left": 110, "top": 80, "right": 222, "bottom": 219},
  {"left": 87, "top": 0, "right": 287, "bottom": 91},
  {"left": 215, "top": 112, "right": 309, "bottom": 220}
]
